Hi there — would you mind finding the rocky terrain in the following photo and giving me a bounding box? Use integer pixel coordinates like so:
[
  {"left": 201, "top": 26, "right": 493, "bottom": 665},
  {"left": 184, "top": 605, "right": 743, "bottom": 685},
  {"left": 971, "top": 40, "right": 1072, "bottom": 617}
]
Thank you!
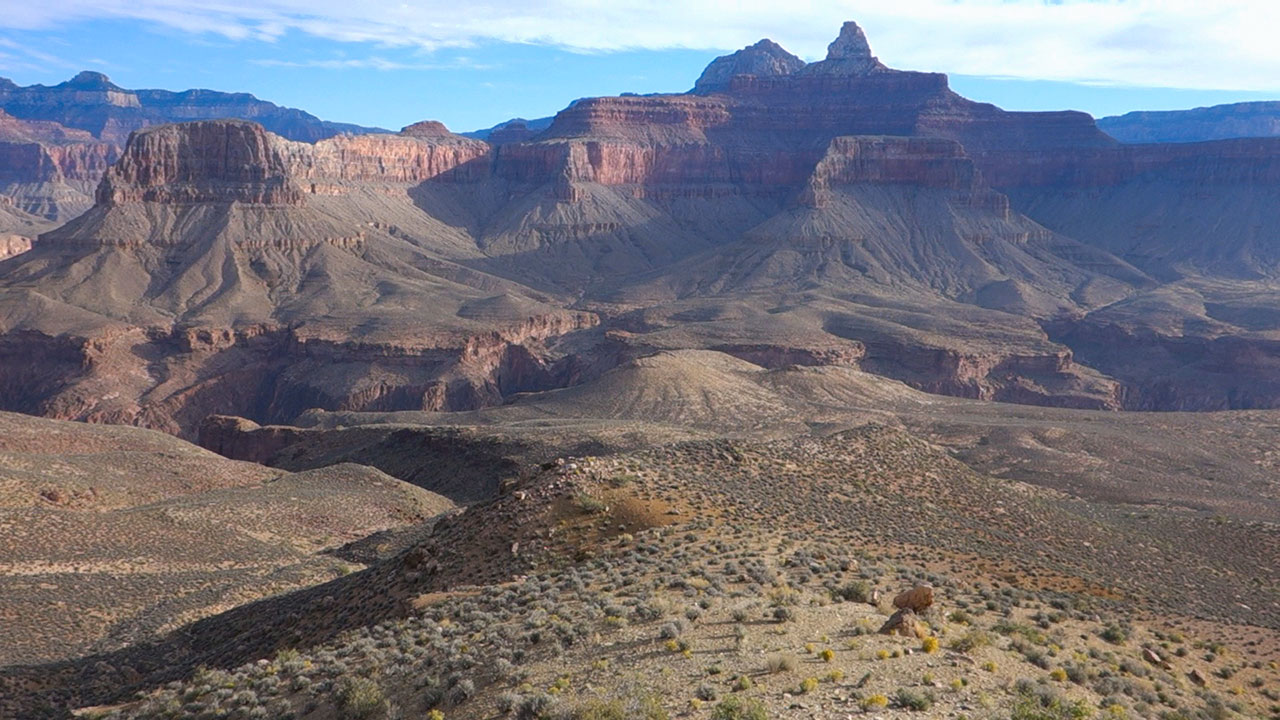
[
  {"left": 0, "top": 411, "right": 452, "bottom": 669},
  {"left": 3, "top": 399, "right": 1276, "bottom": 719},
  {"left": 0, "top": 19, "right": 1279, "bottom": 720}
]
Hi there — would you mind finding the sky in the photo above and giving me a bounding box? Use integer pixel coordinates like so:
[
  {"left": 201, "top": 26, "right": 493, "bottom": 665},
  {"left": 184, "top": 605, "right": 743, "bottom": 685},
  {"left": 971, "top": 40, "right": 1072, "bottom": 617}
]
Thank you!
[{"left": 1, "top": 1, "right": 1279, "bottom": 133}]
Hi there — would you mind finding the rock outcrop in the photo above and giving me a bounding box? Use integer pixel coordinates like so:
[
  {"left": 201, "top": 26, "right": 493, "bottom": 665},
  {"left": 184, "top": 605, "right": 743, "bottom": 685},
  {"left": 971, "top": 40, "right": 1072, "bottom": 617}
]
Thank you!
[
  {"left": 0, "top": 72, "right": 384, "bottom": 221},
  {"left": 98, "top": 120, "right": 303, "bottom": 206},
  {"left": 893, "top": 584, "right": 935, "bottom": 613},
  {"left": 0, "top": 233, "right": 31, "bottom": 260},
  {"left": 692, "top": 39, "right": 805, "bottom": 94}
]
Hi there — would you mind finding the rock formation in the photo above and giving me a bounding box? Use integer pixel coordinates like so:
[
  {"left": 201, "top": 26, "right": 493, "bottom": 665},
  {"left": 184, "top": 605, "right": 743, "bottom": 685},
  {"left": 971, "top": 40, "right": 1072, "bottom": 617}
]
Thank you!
[
  {"left": 0, "top": 72, "right": 384, "bottom": 222},
  {"left": 8, "top": 20, "right": 1280, "bottom": 433},
  {"left": 1100, "top": 101, "right": 1280, "bottom": 144},
  {"left": 893, "top": 584, "right": 935, "bottom": 613},
  {"left": 691, "top": 39, "right": 805, "bottom": 93}
]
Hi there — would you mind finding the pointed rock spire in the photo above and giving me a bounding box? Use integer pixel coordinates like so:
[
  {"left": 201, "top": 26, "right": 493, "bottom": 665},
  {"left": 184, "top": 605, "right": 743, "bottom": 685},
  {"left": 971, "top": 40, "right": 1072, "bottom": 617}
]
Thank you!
[
  {"left": 826, "top": 21, "right": 874, "bottom": 60},
  {"left": 797, "top": 21, "right": 887, "bottom": 76}
]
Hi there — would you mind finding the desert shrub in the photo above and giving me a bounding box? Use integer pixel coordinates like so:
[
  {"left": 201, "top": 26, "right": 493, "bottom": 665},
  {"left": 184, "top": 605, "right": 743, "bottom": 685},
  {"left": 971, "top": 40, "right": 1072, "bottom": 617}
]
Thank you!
[
  {"left": 574, "top": 493, "right": 607, "bottom": 514},
  {"left": 895, "top": 688, "right": 935, "bottom": 711},
  {"left": 516, "top": 693, "right": 557, "bottom": 720},
  {"left": 861, "top": 694, "right": 889, "bottom": 710},
  {"left": 765, "top": 653, "right": 797, "bottom": 673},
  {"left": 570, "top": 689, "right": 668, "bottom": 720},
  {"left": 832, "top": 581, "right": 872, "bottom": 603},
  {"left": 1010, "top": 688, "right": 1093, "bottom": 720},
  {"left": 336, "top": 676, "right": 391, "bottom": 720},
  {"left": 819, "top": 648, "right": 835, "bottom": 663},
  {"left": 921, "top": 636, "right": 939, "bottom": 654},
  {"left": 445, "top": 678, "right": 475, "bottom": 706},
  {"left": 950, "top": 630, "right": 992, "bottom": 654},
  {"left": 711, "top": 696, "right": 768, "bottom": 720},
  {"left": 732, "top": 675, "right": 753, "bottom": 692},
  {"left": 799, "top": 677, "right": 819, "bottom": 693},
  {"left": 1101, "top": 624, "right": 1129, "bottom": 645}
]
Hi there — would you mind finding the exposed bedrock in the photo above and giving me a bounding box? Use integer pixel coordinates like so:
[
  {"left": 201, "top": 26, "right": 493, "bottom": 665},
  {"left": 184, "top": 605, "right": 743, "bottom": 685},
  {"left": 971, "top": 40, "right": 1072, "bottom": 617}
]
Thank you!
[
  {"left": 0, "top": 312, "right": 599, "bottom": 438},
  {"left": 1047, "top": 320, "right": 1280, "bottom": 411}
]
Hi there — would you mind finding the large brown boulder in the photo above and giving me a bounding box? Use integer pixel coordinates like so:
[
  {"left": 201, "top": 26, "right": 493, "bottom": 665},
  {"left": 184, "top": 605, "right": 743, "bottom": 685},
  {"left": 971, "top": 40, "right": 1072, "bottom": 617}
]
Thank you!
[
  {"left": 879, "top": 608, "right": 926, "bottom": 638},
  {"left": 893, "top": 584, "right": 934, "bottom": 613}
]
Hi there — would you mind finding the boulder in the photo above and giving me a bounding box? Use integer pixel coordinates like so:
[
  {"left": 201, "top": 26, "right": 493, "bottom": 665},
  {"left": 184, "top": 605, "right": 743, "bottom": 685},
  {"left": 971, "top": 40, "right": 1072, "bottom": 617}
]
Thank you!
[
  {"left": 879, "top": 608, "right": 926, "bottom": 638},
  {"left": 893, "top": 584, "right": 934, "bottom": 613}
]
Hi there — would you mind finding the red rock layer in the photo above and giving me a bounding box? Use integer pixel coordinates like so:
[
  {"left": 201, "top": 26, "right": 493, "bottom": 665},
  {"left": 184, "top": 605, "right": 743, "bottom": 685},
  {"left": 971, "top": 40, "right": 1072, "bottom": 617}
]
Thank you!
[
  {"left": 977, "top": 137, "right": 1280, "bottom": 189},
  {"left": 98, "top": 120, "right": 303, "bottom": 205},
  {"left": 95, "top": 119, "right": 492, "bottom": 206}
]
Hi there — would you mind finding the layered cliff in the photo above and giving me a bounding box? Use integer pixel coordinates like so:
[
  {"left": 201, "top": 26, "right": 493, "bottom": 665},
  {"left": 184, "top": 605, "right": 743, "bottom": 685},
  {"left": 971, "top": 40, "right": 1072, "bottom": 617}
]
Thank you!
[
  {"left": 0, "top": 71, "right": 383, "bottom": 144},
  {"left": 9, "top": 19, "right": 1280, "bottom": 432},
  {"left": 0, "top": 72, "right": 383, "bottom": 221},
  {"left": 1100, "top": 101, "right": 1280, "bottom": 144},
  {"left": 0, "top": 109, "right": 117, "bottom": 220}
]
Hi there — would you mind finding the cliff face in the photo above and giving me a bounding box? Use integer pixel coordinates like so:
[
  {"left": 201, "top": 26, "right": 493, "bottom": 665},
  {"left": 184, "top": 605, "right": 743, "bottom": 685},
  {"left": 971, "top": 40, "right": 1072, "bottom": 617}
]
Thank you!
[
  {"left": 0, "top": 71, "right": 384, "bottom": 144},
  {"left": 1099, "top": 101, "right": 1280, "bottom": 144},
  {"left": 98, "top": 120, "right": 304, "bottom": 206},
  {"left": 0, "top": 72, "right": 384, "bottom": 221},
  {"left": 8, "top": 20, "right": 1280, "bottom": 434},
  {"left": 0, "top": 109, "right": 118, "bottom": 219}
]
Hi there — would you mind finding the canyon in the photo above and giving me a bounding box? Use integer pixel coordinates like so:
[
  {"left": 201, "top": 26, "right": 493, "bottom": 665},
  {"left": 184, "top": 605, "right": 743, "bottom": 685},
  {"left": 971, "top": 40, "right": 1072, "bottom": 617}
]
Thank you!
[
  {"left": 3, "top": 18, "right": 1280, "bottom": 720},
  {"left": 3, "top": 21, "right": 1280, "bottom": 437}
]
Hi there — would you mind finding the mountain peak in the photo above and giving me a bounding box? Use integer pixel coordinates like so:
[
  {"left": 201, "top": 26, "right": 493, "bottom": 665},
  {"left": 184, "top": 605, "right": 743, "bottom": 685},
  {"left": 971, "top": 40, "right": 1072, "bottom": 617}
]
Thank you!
[
  {"left": 401, "top": 120, "right": 453, "bottom": 137},
  {"left": 826, "top": 21, "right": 874, "bottom": 61},
  {"left": 692, "top": 38, "right": 805, "bottom": 93},
  {"left": 61, "top": 71, "right": 120, "bottom": 91}
]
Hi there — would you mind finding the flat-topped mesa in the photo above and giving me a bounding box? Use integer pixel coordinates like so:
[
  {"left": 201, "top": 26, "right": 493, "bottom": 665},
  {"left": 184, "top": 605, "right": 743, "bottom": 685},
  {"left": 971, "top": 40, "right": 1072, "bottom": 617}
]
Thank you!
[
  {"left": 293, "top": 123, "right": 491, "bottom": 186},
  {"left": 399, "top": 120, "right": 453, "bottom": 138},
  {"left": 97, "top": 120, "right": 303, "bottom": 206},
  {"left": 539, "top": 94, "right": 732, "bottom": 142},
  {"left": 51, "top": 71, "right": 142, "bottom": 109},
  {"left": 692, "top": 39, "right": 806, "bottom": 94}
]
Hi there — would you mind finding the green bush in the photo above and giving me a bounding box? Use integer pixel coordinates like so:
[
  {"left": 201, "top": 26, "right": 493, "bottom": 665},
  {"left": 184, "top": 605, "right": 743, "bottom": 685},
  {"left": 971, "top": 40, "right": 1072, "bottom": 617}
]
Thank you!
[
  {"left": 711, "top": 695, "right": 768, "bottom": 720},
  {"left": 336, "top": 676, "right": 391, "bottom": 720},
  {"left": 832, "top": 581, "right": 872, "bottom": 603},
  {"left": 894, "top": 688, "right": 935, "bottom": 711},
  {"left": 950, "top": 630, "right": 993, "bottom": 654},
  {"left": 1010, "top": 690, "right": 1094, "bottom": 720}
]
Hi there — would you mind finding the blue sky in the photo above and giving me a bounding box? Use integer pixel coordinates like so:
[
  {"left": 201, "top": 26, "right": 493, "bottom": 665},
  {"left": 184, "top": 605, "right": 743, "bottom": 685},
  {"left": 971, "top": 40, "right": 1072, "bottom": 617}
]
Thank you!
[{"left": 2, "top": 3, "right": 1279, "bottom": 133}]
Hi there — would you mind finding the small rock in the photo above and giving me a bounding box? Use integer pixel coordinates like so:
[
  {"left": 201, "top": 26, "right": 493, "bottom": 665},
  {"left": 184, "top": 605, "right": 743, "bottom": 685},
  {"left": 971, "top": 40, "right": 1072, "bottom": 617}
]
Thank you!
[{"left": 1189, "top": 668, "right": 1207, "bottom": 686}]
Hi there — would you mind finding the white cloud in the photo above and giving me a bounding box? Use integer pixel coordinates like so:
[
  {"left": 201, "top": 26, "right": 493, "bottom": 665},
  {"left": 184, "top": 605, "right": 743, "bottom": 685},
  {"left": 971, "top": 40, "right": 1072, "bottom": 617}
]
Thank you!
[
  {"left": 5, "top": 0, "right": 1280, "bottom": 91},
  {"left": 252, "top": 57, "right": 494, "bottom": 71}
]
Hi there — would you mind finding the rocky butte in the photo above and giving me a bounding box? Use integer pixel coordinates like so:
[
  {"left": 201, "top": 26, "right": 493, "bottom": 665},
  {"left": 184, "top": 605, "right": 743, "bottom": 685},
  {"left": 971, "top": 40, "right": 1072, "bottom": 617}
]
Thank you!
[
  {"left": 0, "top": 72, "right": 386, "bottom": 225},
  {"left": 3, "top": 21, "right": 1280, "bottom": 435}
]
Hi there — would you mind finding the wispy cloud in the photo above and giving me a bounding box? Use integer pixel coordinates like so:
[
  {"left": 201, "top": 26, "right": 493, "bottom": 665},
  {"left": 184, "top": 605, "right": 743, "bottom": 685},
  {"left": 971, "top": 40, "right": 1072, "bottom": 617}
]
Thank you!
[
  {"left": 5, "top": 1, "right": 1280, "bottom": 91},
  {"left": 0, "top": 35, "right": 79, "bottom": 74},
  {"left": 252, "top": 56, "right": 494, "bottom": 71}
]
